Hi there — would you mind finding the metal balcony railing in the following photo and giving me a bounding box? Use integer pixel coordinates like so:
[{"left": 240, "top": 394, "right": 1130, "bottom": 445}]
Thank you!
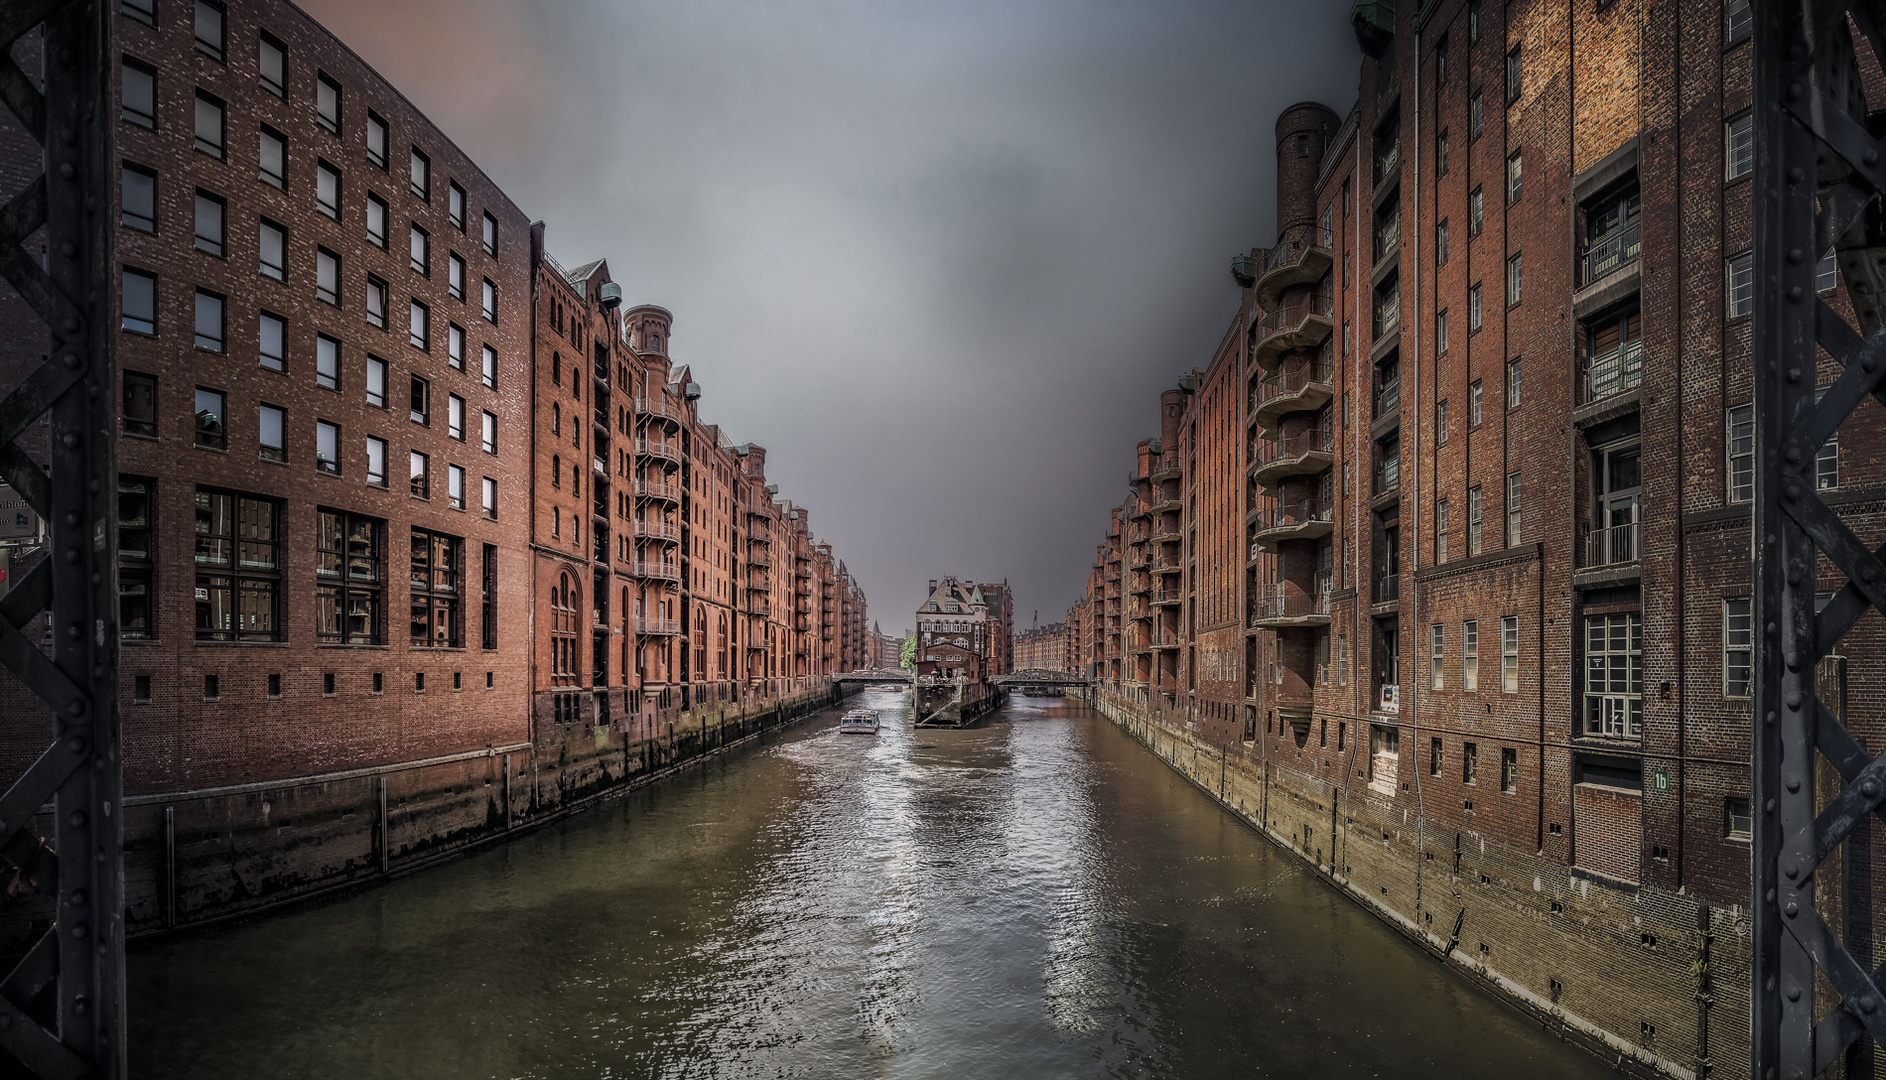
[
  {"left": 1252, "top": 361, "right": 1334, "bottom": 410},
  {"left": 1584, "top": 340, "right": 1644, "bottom": 402},
  {"left": 634, "top": 520, "right": 679, "bottom": 542},
  {"left": 635, "top": 616, "right": 679, "bottom": 636},
  {"left": 1373, "top": 137, "right": 1401, "bottom": 185},
  {"left": 1250, "top": 583, "right": 1333, "bottom": 623},
  {"left": 1375, "top": 378, "right": 1400, "bottom": 418},
  {"left": 634, "top": 479, "right": 682, "bottom": 502},
  {"left": 1373, "top": 289, "right": 1401, "bottom": 340},
  {"left": 1374, "top": 571, "right": 1401, "bottom": 603},
  {"left": 1252, "top": 428, "right": 1334, "bottom": 467},
  {"left": 634, "top": 561, "right": 681, "bottom": 582},
  {"left": 636, "top": 438, "right": 681, "bottom": 464},
  {"left": 1257, "top": 290, "right": 1335, "bottom": 340},
  {"left": 1250, "top": 500, "right": 1333, "bottom": 534},
  {"left": 633, "top": 396, "right": 682, "bottom": 424},
  {"left": 1262, "top": 222, "right": 1335, "bottom": 275},
  {"left": 749, "top": 597, "right": 772, "bottom": 618},
  {"left": 1374, "top": 215, "right": 1401, "bottom": 263},
  {"left": 1584, "top": 515, "right": 1642, "bottom": 568},
  {"left": 1580, "top": 222, "right": 1642, "bottom": 285}
]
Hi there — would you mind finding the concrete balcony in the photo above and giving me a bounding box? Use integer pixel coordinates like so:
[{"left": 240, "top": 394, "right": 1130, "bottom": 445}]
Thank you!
[
  {"left": 1149, "top": 452, "right": 1183, "bottom": 483},
  {"left": 634, "top": 479, "right": 682, "bottom": 504},
  {"left": 1150, "top": 631, "right": 1182, "bottom": 651},
  {"left": 1149, "top": 554, "right": 1185, "bottom": 578},
  {"left": 1250, "top": 429, "right": 1334, "bottom": 488},
  {"left": 1151, "top": 584, "right": 1184, "bottom": 607},
  {"left": 1252, "top": 291, "right": 1335, "bottom": 371},
  {"left": 1250, "top": 584, "right": 1332, "bottom": 629},
  {"left": 1248, "top": 501, "right": 1334, "bottom": 552},
  {"left": 1254, "top": 223, "right": 1334, "bottom": 309},
  {"left": 1251, "top": 361, "right": 1334, "bottom": 433}
]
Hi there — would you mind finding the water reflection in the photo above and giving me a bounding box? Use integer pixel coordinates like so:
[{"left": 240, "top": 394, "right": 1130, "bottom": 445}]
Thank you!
[{"left": 130, "top": 691, "right": 1613, "bottom": 1079}]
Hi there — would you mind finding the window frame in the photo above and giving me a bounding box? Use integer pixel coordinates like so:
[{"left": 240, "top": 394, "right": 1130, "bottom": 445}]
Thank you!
[
  {"left": 316, "top": 508, "right": 386, "bottom": 645},
  {"left": 192, "top": 487, "right": 284, "bottom": 644},
  {"left": 120, "top": 57, "right": 157, "bottom": 128}
]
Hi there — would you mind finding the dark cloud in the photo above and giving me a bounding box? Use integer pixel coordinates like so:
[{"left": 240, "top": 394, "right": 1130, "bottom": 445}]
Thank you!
[{"left": 302, "top": 0, "right": 1358, "bottom": 635}]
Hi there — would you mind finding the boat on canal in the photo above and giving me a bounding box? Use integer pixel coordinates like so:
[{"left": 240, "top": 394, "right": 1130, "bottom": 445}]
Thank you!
[{"left": 838, "top": 709, "right": 880, "bottom": 734}]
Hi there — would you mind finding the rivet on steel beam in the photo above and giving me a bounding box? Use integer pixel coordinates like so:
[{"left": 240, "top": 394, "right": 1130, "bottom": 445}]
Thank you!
[
  {"left": 58, "top": 163, "right": 73, "bottom": 181},
  {"left": 62, "top": 351, "right": 78, "bottom": 368},
  {"left": 1767, "top": 800, "right": 1777, "bottom": 816},
  {"left": 1864, "top": 565, "right": 1878, "bottom": 584},
  {"left": 1862, "top": 995, "right": 1879, "bottom": 1014},
  {"left": 1785, "top": 482, "right": 1802, "bottom": 501},
  {"left": 66, "top": 701, "right": 83, "bottom": 717},
  {"left": 1791, "top": 167, "right": 1805, "bottom": 182},
  {"left": 1785, "top": 859, "right": 1800, "bottom": 879},
  {"left": 1790, "top": 287, "right": 1804, "bottom": 302},
  {"left": 1868, "top": 149, "right": 1880, "bottom": 165},
  {"left": 1789, "top": 84, "right": 1804, "bottom": 99},
  {"left": 1787, "top": 776, "right": 1801, "bottom": 792},
  {"left": 1786, "top": 899, "right": 1800, "bottom": 918},
  {"left": 64, "top": 317, "right": 78, "bottom": 333},
  {"left": 61, "top": 433, "right": 78, "bottom": 450},
  {"left": 70, "top": 922, "right": 87, "bottom": 940},
  {"left": 1787, "top": 691, "right": 1803, "bottom": 710},
  {"left": 68, "top": 889, "right": 85, "bottom": 906},
  {"left": 60, "top": 241, "right": 74, "bottom": 258},
  {"left": 1864, "top": 780, "right": 1880, "bottom": 799},
  {"left": 1789, "top": 248, "right": 1804, "bottom": 263},
  {"left": 1788, "top": 982, "right": 1802, "bottom": 1000},
  {"left": 1865, "top": 355, "right": 1879, "bottom": 373},
  {"left": 66, "top": 736, "right": 85, "bottom": 754},
  {"left": 68, "top": 811, "right": 85, "bottom": 829},
  {"left": 1785, "top": 447, "right": 1802, "bottom": 465},
  {"left": 1788, "top": 366, "right": 1802, "bottom": 383},
  {"left": 71, "top": 995, "right": 88, "bottom": 1015},
  {"left": 64, "top": 511, "right": 78, "bottom": 527}
]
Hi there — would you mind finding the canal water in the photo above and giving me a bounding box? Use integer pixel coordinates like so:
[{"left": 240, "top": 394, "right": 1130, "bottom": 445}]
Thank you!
[{"left": 130, "top": 691, "right": 1614, "bottom": 1079}]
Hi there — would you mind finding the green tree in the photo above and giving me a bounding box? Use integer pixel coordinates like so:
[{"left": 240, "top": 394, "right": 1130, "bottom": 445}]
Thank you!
[{"left": 899, "top": 635, "right": 915, "bottom": 669}]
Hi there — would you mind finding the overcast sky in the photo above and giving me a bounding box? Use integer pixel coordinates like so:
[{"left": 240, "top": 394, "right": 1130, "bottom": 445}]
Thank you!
[{"left": 304, "top": 0, "right": 1358, "bottom": 638}]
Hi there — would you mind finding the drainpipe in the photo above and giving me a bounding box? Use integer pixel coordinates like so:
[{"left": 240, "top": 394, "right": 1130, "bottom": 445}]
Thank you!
[{"left": 1405, "top": 8, "right": 1429, "bottom": 929}]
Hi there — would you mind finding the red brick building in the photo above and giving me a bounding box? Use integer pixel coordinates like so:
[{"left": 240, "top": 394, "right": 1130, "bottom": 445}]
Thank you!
[
  {"left": 1069, "top": 3, "right": 1886, "bottom": 1075},
  {"left": 1013, "top": 623, "right": 1068, "bottom": 672}
]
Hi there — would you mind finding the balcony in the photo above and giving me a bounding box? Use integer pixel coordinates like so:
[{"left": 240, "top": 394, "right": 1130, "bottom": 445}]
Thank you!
[
  {"left": 1250, "top": 583, "right": 1333, "bottom": 628},
  {"left": 749, "top": 596, "right": 772, "bottom": 618},
  {"left": 1251, "top": 360, "right": 1335, "bottom": 432},
  {"left": 1583, "top": 340, "right": 1643, "bottom": 403},
  {"left": 636, "top": 438, "right": 682, "bottom": 467},
  {"left": 1374, "top": 378, "right": 1400, "bottom": 420},
  {"left": 1251, "top": 428, "right": 1334, "bottom": 487},
  {"left": 1580, "top": 222, "right": 1642, "bottom": 287},
  {"left": 634, "top": 519, "right": 680, "bottom": 543},
  {"left": 1151, "top": 584, "right": 1184, "bottom": 606},
  {"left": 634, "top": 479, "right": 682, "bottom": 504},
  {"left": 1150, "top": 631, "right": 1183, "bottom": 651},
  {"left": 633, "top": 396, "right": 682, "bottom": 426},
  {"left": 1252, "top": 291, "right": 1335, "bottom": 370},
  {"left": 1249, "top": 501, "right": 1334, "bottom": 550},
  {"left": 1254, "top": 223, "right": 1335, "bottom": 308},
  {"left": 1373, "top": 290, "right": 1401, "bottom": 342},
  {"left": 1149, "top": 522, "right": 1183, "bottom": 545},
  {"left": 1149, "top": 493, "right": 1183, "bottom": 515},
  {"left": 634, "top": 615, "right": 680, "bottom": 636},
  {"left": 1150, "top": 452, "right": 1183, "bottom": 483},
  {"left": 747, "top": 543, "right": 772, "bottom": 567},
  {"left": 633, "top": 561, "right": 681, "bottom": 582},
  {"left": 1374, "top": 571, "right": 1400, "bottom": 604},
  {"left": 1584, "top": 512, "right": 1641, "bottom": 569},
  {"left": 1149, "top": 554, "right": 1185, "bottom": 578}
]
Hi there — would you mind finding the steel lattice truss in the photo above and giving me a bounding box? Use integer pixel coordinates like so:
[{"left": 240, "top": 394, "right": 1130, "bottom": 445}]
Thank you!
[
  {"left": 0, "top": 1, "right": 122, "bottom": 1077},
  {"left": 1756, "top": 3, "right": 1886, "bottom": 1077}
]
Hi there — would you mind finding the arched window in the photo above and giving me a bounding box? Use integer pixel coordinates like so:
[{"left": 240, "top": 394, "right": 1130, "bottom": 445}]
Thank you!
[
  {"left": 552, "top": 455, "right": 561, "bottom": 488},
  {"left": 552, "top": 402, "right": 560, "bottom": 435},
  {"left": 552, "top": 352, "right": 561, "bottom": 385}
]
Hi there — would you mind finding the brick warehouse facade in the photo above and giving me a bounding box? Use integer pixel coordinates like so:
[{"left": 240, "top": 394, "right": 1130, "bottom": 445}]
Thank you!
[
  {"left": 0, "top": 0, "right": 864, "bottom": 941},
  {"left": 1070, "top": 3, "right": 1886, "bottom": 1078}
]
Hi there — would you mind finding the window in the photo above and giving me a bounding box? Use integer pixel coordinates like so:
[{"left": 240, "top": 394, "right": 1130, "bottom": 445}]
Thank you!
[
  {"left": 194, "top": 489, "right": 281, "bottom": 642},
  {"left": 482, "top": 211, "right": 498, "bottom": 256},
  {"left": 193, "top": 190, "right": 225, "bottom": 256},
  {"left": 118, "top": 478, "right": 153, "bottom": 639},
  {"left": 1467, "top": 485, "right": 1483, "bottom": 555},
  {"left": 1468, "top": 0, "right": 1481, "bottom": 39},
  {"left": 1725, "top": 112, "right": 1753, "bottom": 181},
  {"left": 1506, "top": 149, "right": 1522, "bottom": 203},
  {"left": 1727, "top": 797, "right": 1753, "bottom": 840},
  {"left": 1437, "top": 129, "right": 1449, "bottom": 176},
  {"left": 259, "top": 218, "right": 286, "bottom": 279},
  {"left": 448, "top": 253, "right": 465, "bottom": 299},
  {"left": 411, "top": 224, "right": 430, "bottom": 276},
  {"left": 1436, "top": 220, "right": 1449, "bottom": 267},
  {"left": 317, "top": 334, "right": 341, "bottom": 391},
  {"left": 194, "top": 1, "right": 225, "bottom": 61},
  {"left": 409, "top": 298, "right": 430, "bottom": 350},
  {"left": 1727, "top": 250, "right": 1754, "bottom": 318},
  {"left": 1337, "top": 634, "right": 1348, "bottom": 685},
  {"left": 1505, "top": 45, "right": 1522, "bottom": 103},
  {"left": 258, "top": 403, "right": 285, "bottom": 462},
  {"left": 1500, "top": 748, "right": 1518, "bottom": 793},
  {"left": 410, "top": 147, "right": 430, "bottom": 200},
  {"left": 1436, "top": 399, "right": 1448, "bottom": 442},
  {"left": 1468, "top": 187, "right": 1483, "bottom": 237},
  {"left": 316, "top": 509, "right": 384, "bottom": 644},
  {"left": 1468, "top": 379, "right": 1483, "bottom": 426},
  {"left": 366, "top": 193, "right": 387, "bottom": 247},
  {"left": 258, "top": 125, "right": 286, "bottom": 188},
  {"left": 365, "top": 355, "right": 386, "bottom": 407},
  {"left": 258, "top": 311, "right": 285, "bottom": 371},
  {"left": 1506, "top": 472, "right": 1522, "bottom": 546},
  {"left": 410, "top": 450, "right": 430, "bottom": 499},
  {"left": 1582, "top": 613, "right": 1643, "bottom": 738},
  {"left": 1463, "top": 742, "right": 1478, "bottom": 784},
  {"left": 1431, "top": 624, "right": 1444, "bottom": 690},
  {"left": 123, "top": 372, "right": 157, "bottom": 437},
  {"left": 316, "top": 74, "right": 342, "bottom": 135},
  {"left": 122, "top": 265, "right": 155, "bottom": 333},
  {"left": 1727, "top": 0, "right": 1752, "bottom": 41},
  {"left": 366, "top": 111, "right": 388, "bottom": 169},
  {"left": 481, "top": 477, "right": 497, "bottom": 519},
  {"left": 1463, "top": 620, "right": 1479, "bottom": 690},
  {"left": 121, "top": 59, "right": 156, "bottom": 127},
  {"left": 1469, "top": 91, "right": 1483, "bottom": 141},
  {"left": 317, "top": 249, "right": 341, "bottom": 306},
  {"left": 449, "top": 181, "right": 467, "bottom": 230},
  {"left": 1435, "top": 312, "right": 1449, "bottom": 362},
  {"left": 122, "top": 0, "right": 154, "bottom": 25},
  {"left": 315, "top": 420, "right": 340, "bottom": 473},
  {"left": 1506, "top": 253, "right": 1522, "bottom": 305},
  {"left": 1500, "top": 615, "right": 1519, "bottom": 692},
  {"left": 1727, "top": 403, "right": 1754, "bottom": 502},
  {"left": 366, "top": 436, "right": 387, "bottom": 486},
  {"left": 366, "top": 276, "right": 387, "bottom": 328},
  {"left": 482, "top": 344, "right": 497, "bottom": 389},
  {"left": 1435, "top": 498, "right": 1449, "bottom": 562},
  {"left": 406, "top": 529, "right": 465, "bottom": 646},
  {"left": 1591, "top": 438, "right": 1641, "bottom": 565},
  {"left": 481, "top": 278, "right": 497, "bottom": 322},
  {"left": 1817, "top": 248, "right": 1839, "bottom": 294},
  {"left": 447, "top": 465, "right": 466, "bottom": 511},
  {"left": 410, "top": 374, "right": 430, "bottom": 425},
  {"left": 194, "top": 92, "right": 225, "bottom": 158},
  {"left": 194, "top": 289, "right": 225, "bottom": 351},
  {"left": 448, "top": 394, "right": 465, "bottom": 440},
  {"left": 1505, "top": 358, "right": 1523, "bottom": 410},
  {"left": 121, "top": 163, "right": 155, "bottom": 231},
  {"left": 481, "top": 410, "right": 497, "bottom": 453},
  {"left": 1815, "top": 386, "right": 1840, "bottom": 490},
  {"left": 1469, "top": 282, "right": 1484, "bottom": 332},
  {"left": 1430, "top": 737, "right": 1443, "bottom": 777},
  {"left": 317, "top": 161, "right": 341, "bottom": 219},
  {"left": 1723, "top": 598, "right": 1752, "bottom": 697}
]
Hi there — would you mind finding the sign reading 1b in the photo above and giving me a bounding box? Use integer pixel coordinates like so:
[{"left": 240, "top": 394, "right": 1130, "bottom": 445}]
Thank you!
[{"left": 0, "top": 483, "right": 40, "bottom": 541}]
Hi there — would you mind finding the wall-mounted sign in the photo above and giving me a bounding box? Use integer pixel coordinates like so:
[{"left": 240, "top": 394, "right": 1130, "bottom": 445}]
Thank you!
[{"left": 0, "top": 484, "right": 38, "bottom": 541}]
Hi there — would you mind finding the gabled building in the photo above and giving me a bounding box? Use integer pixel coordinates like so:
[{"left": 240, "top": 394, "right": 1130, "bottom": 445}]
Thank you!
[{"left": 914, "top": 577, "right": 989, "bottom": 682}]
